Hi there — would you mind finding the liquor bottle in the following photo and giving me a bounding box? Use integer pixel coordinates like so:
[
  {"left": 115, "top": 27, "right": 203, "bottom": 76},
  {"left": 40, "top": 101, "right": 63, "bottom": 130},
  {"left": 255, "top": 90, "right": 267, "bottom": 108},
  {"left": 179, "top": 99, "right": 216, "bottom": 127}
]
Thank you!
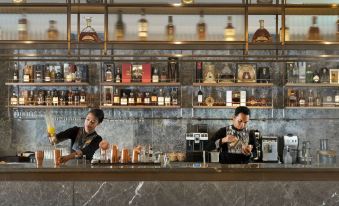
[
  {"left": 44, "top": 66, "right": 51, "bottom": 82},
  {"left": 47, "top": 20, "right": 59, "bottom": 40},
  {"left": 298, "top": 90, "right": 306, "bottom": 107},
  {"left": 45, "top": 90, "right": 52, "bottom": 106},
  {"left": 13, "top": 63, "right": 19, "bottom": 82},
  {"left": 10, "top": 91, "right": 18, "bottom": 105},
  {"left": 171, "top": 88, "right": 178, "bottom": 106},
  {"left": 288, "top": 89, "right": 297, "bottom": 107},
  {"left": 224, "top": 16, "right": 235, "bottom": 41},
  {"left": 197, "top": 11, "right": 206, "bottom": 40},
  {"left": 115, "top": 67, "right": 121, "bottom": 83},
  {"left": 75, "top": 69, "right": 82, "bottom": 83},
  {"left": 23, "top": 65, "right": 33, "bottom": 82},
  {"left": 27, "top": 90, "right": 34, "bottom": 105},
  {"left": 67, "top": 90, "right": 73, "bottom": 105},
  {"left": 18, "top": 91, "right": 26, "bottom": 105},
  {"left": 74, "top": 89, "right": 80, "bottom": 106},
  {"left": 136, "top": 91, "right": 143, "bottom": 105},
  {"left": 166, "top": 16, "right": 175, "bottom": 41},
  {"left": 55, "top": 65, "right": 63, "bottom": 82},
  {"left": 151, "top": 91, "right": 158, "bottom": 106},
  {"left": 138, "top": 10, "right": 148, "bottom": 40},
  {"left": 232, "top": 91, "right": 240, "bottom": 107},
  {"left": 168, "top": 57, "right": 179, "bottom": 82},
  {"left": 335, "top": 91, "right": 339, "bottom": 107},
  {"left": 115, "top": 11, "right": 125, "bottom": 40},
  {"left": 18, "top": 15, "right": 28, "bottom": 40},
  {"left": 52, "top": 89, "right": 59, "bottom": 106},
  {"left": 113, "top": 88, "right": 120, "bottom": 105},
  {"left": 59, "top": 90, "right": 66, "bottom": 106},
  {"left": 79, "top": 17, "right": 99, "bottom": 42},
  {"left": 305, "top": 64, "right": 313, "bottom": 83},
  {"left": 37, "top": 90, "right": 45, "bottom": 105},
  {"left": 80, "top": 89, "right": 86, "bottom": 105},
  {"left": 252, "top": 20, "right": 272, "bottom": 43},
  {"left": 128, "top": 91, "right": 135, "bottom": 106},
  {"left": 197, "top": 87, "right": 203, "bottom": 106},
  {"left": 144, "top": 92, "right": 151, "bottom": 105},
  {"left": 152, "top": 67, "right": 159, "bottom": 83},
  {"left": 308, "top": 89, "right": 314, "bottom": 107},
  {"left": 34, "top": 65, "right": 43, "bottom": 83},
  {"left": 105, "top": 65, "right": 113, "bottom": 82},
  {"left": 308, "top": 16, "right": 321, "bottom": 41},
  {"left": 196, "top": 61, "right": 203, "bottom": 83},
  {"left": 50, "top": 66, "right": 56, "bottom": 82},
  {"left": 164, "top": 90, "right": 171, "bottom": 106},
  {"left": 320, "top": 67, "right": 329, "bottom": 83},
  {"left": 313, "top": 70, "right": 320, "bottom": 83},
  {"left": 336, "top": 16, "right": 339, "bottom": 41},
  {"left": 158, "top": 89, "right": 165, "bottom": 106},
  {"left": 120, "top": 92, "right": 128, "bottom": 106},
  {"left": 105, "top": 88, "right": 112, "bottom": 106}
]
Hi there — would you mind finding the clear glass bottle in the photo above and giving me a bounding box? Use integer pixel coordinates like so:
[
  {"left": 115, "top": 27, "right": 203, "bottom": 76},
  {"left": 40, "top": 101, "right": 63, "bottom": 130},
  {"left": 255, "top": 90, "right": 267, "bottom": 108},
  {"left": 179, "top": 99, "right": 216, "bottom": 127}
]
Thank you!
[
  {"left": 52, "top": 89, "right": 59, "bottom": 106},
  {"left": 128, "top": 91, "right": 135, "bottom": 106},
  {"left": 18, "top": 15, "right": 28, "bottom": 40},
  {"left": 152, "top": 68, "right": 159, "bottom": 83},
  {"left": 308, "top": 16, "right": 321, "bottom": 41},
  {"left": 308, "top": 89, "right": 314, "bottom": 107},
  {"left": 158, "top": 89, "right": 165, "bottom": 106},
  {"left": 113, "top": 88, "right": 120, "bottom": 105},
  {"left": 18, "top": 91, "right": 25, "bottom": 105},
  {"left": 166, "top": 16, "right": 175, "bottom": 41},
  {"left": 224, "top": 16, "right": 235, "bottom": 41},
  {"left": 164, "top": 90, "right": 171, "bottom": 106},
  {"left": 79, "top": 17, "right": 99, "bottom": 42},
  {"left": 80, "top": 89, "right": 86, "bottom": 105},
  {"left": 105, "top": 65, "right": 113, "bottom": 82},
  {"left": 10, "top": 91, "right": 18, "bottom": 105},
  {"left": 144, "top": 92, "right": 151, "bottom": 105},
  {"left": 105, "top": 88, "right": 112, "bottom": 106},
  {"left": 197, "top": 11, "right": 206, "bottom": 41},
  {"left": 252, "top": 20, "right": 272, "bottom": 43},
  {"left": 115, "top": 11, "right": 125, "bottom": 40},
  {"left": 47, "top": 20, "right": 59, "bottom": 40},
  {"left": 115, "top": 67, "right": 121, "bottom": 83},
  {"left": 120, "top": 92, "right": 128, "bottom": 106},
  {"left": 13, "top": 63, "right": 19, "bottom": 82},
  {"left": 138, "top": 10, "right": 148, "bottom": 40},
  {"left": 299, "top": 90, "right": 306, "bottom": 107},
  {"left": 171, "top": 88, "right": 178, "bottom": 106}
]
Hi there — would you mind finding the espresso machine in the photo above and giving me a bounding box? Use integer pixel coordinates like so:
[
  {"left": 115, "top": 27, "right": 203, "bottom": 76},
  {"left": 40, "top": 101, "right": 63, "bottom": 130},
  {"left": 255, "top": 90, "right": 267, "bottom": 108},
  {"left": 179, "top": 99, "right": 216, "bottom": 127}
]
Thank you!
[
  {"left": 278, "top": 134, "right": 299, "bottom": 164},
  {"left": 186, "top": 124, "right": 209, "bottom": 162},
  {"left": 250, "top": 130, "right": 262, "bottom": 162},
  {"left": 261, "top": 136, "right": 279, "bottom": 162}
]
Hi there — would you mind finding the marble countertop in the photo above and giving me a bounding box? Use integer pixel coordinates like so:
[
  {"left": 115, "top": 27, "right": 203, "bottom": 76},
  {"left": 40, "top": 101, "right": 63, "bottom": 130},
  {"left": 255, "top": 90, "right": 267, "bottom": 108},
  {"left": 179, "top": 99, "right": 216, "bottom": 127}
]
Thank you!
[{"left": 1, "top": 160, "right": 339, "bottom": 181}]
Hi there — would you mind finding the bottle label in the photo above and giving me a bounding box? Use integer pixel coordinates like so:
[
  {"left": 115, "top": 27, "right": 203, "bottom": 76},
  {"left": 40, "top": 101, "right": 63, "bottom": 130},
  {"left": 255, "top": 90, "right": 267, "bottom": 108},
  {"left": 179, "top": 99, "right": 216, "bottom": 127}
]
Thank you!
[
  {"left": 165, "top": 97, "right": 171, "bottom": 105},
  {"left": 158, "top": 97, "right": 164, "bottom": 106},
  {"left": 45, "top": 76, "right": 51, "bottom": 82},
  {"left": 18, "top": 23, "right": 27, "bottom": 32},
  {"left": 23, "top": 75, "right": 30, "bottom": 82},
  {"left": 19, "top": 97, "right": 25, "bottom": 105},
  {"left": 198, "top": 95, "right": 203, "bottom": 103},
  {"left": 121, "top": 99, "right": 127, "bottom": 105},
  {"left": 113, "top": 97, "right": 120, "bottom": 104},
  {"left": 144, "top": 98, "right": 150, "bottom": 104},
  {"left": 11, "top": 98, "right": 18, "bottom": 105},
  {"left": 152, "top": 75, "right": 159, "bottom": 83},
  {"left": 53, "top": 97, "right": 58, "bottom": 105}
]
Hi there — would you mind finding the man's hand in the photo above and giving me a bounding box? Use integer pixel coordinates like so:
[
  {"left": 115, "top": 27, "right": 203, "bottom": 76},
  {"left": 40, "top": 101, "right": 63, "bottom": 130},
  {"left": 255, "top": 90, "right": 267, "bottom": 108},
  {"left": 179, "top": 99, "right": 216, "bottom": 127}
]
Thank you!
[
  {"left": 221, "top": 135, "right": 239, "bottom": 144},
  {"left": 242, "top": 144, "right": 253, "bottom": 156}
]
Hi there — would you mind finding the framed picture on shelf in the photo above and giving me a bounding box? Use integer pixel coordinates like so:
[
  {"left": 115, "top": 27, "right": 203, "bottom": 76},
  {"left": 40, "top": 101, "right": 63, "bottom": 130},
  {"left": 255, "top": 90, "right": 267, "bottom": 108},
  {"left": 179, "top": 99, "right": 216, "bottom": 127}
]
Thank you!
[
  {"left": 237, "top": 63, "right": 257, "bottom": 83},
  {"left": 330, "top": 69, "right": 339, "bottom": 84}
]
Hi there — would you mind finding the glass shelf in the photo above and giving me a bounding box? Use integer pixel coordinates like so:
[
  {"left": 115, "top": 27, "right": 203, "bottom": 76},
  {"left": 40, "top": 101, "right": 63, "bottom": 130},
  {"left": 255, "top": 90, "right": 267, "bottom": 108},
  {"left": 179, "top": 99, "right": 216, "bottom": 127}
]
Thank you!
[
  {"left": 8, "top": 105, "right": 89, "bottom": 109},
  {"left": 5, "top": 82, "right": 89, "bottom": 86},
  {"left": 101, "top": 105, "right": 180, "bottom": 109},
  {"left": 285, "top": 83, "right": 339, "bottom": 87},
  {"left": 193, "top": 83, "right": 273, "bottom": 87},
  {"left": 192, "top": 106, "right": 272, "bottom": 109},
  {"left": 100, "top": 82, "right": 180, "bottom": 86}
]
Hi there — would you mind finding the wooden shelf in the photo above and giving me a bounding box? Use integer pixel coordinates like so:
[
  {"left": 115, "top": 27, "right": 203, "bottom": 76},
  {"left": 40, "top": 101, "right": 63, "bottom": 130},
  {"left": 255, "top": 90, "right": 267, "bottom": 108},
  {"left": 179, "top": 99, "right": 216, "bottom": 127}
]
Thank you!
[
  {"left": 193, "top": 106, "right": 272, "bottom": 109},
  {"left": 100, "top": 82, "right": 180, "bottom": 86},
  {"left": 285, "top": 4, "right": 339, "bottom": 15},
  {"left": 0, "top": 40, "right": 68, "bottom": 50},
  {"left": 285, "top": 83, "right": 339, "bottom": 87},
  {"left": 285, "top": 106, "right": 339, "bottom": 109},
  {"left": 8, "top": 105, "right": 88, "bottom": 109},
  {"left": 5, "top": 82, "right": 89, "bottom": 86},
  {"left": 193, "top": 83, "right": 273, "bottom": 87},
  {"left": 0, "top": 3, "right": 67, "bottom": 14},
  {"left": 101, "top": 105, "right": 181, "bottom": 109}
]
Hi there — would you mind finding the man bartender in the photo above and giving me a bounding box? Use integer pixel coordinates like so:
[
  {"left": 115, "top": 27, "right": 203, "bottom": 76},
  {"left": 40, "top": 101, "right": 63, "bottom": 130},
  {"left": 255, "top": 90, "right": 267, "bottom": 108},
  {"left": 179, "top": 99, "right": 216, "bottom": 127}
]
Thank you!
[{"left": 207, "top": 106, "right": 257, "bottom": 164}]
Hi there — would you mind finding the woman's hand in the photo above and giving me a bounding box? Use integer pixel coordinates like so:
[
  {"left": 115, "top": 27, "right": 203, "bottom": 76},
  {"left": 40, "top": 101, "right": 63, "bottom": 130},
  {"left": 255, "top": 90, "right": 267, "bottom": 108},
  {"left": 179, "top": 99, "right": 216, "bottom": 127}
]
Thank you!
[{"left": 242, "top": 144, "right": 253, "bottom": 156}]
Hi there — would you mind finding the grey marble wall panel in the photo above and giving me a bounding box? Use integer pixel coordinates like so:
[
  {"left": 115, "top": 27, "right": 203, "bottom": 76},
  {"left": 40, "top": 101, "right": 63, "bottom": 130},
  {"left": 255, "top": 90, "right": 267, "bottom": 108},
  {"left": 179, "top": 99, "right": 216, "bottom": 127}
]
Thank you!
[{"left": 0, "top": 181, "right": 73, "bottom": 206}]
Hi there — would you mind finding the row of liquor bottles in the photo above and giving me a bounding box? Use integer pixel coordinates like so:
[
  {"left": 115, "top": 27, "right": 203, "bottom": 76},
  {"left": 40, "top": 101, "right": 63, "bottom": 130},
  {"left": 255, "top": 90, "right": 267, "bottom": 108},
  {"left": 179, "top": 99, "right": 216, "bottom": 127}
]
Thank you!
[
  {"left": 287, "top": 89, "right": 339, "bottom": 107},
  {"left": 287, "top": 62, "right": 339, "bottom": 84},
  {"left": 10, "top": 89, "right": 89, "bottom": 106},
  {"left": 11, "top": 63, "right": 89, "bottom": 83},
  {"left": 196, "top": 88, "right": 271, "bottom": 107},
  {"left": 103, "top": 87, "right": 179, "bottom": 106},
  {"left": 7, "top": 13, "right": 339, "bottom": 42},
  {"left": 103, "top": 61, "right": 179, "bottom": 83}
]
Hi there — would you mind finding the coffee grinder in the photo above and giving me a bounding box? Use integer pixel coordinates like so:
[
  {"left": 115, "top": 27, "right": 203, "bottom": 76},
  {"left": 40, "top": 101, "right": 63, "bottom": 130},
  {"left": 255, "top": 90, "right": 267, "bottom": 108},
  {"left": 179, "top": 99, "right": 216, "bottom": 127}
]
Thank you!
[{"left": 250, "top": 130, "right": 262, "bottom": 162}]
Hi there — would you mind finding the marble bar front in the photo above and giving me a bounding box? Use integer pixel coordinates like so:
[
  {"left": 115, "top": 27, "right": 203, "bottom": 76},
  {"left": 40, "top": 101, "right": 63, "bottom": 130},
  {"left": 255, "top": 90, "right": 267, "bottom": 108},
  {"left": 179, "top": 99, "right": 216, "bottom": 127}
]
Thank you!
[{"left": 1, "top": 161, "right": 339, "bottom": 206}]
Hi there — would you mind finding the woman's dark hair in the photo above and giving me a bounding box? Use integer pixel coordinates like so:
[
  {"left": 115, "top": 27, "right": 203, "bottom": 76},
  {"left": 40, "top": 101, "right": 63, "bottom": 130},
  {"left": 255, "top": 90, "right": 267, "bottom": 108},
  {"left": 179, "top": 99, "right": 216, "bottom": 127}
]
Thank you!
[
  {"left": 234, "top": 106, "right": 251, "bottom": 117},
  {"left": 88, "top": 109, "right": 104, "bottom": 124}
]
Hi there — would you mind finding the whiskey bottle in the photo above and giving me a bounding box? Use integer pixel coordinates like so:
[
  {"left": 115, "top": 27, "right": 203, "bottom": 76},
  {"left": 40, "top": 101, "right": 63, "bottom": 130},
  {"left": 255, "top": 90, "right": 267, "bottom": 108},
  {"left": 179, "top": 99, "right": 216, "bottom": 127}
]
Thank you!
[
  {"left": 23, "top": 65, "right": 33, "bottom": 83},
  {"left": 55, "top": 65, "right": 63, "bottom": 82},
  {"left": 105, "top": 88, "right": 112, "bottom": 106},
  {"left": 18, "top": 91, "right": 26, "bottom": 105},
  {"left": 27, "top": 90, "right": 34, "bottom": 105},
  {"left": 144, "top": 92, "right": 151, "bottom": 105},
  {"left": 224, "top": 16, "right": 235, "bottom": 41},
  {"left": 128, "top": 91, "right": 135, "bottom": 106},
  {"left": 120, "top": 92, "right": 128, "bottom": 106},
  {"left": 37, "top": 90, "right": 45, "bottom": 105},
  {"left": 298, "top": 90, "right": 306, "bottom": 107},
  {"left": 252, "top": 20, "right": 272, "bottom": 43},
  {"left": 35, "top": 65, "right": 43, "bottom": 83},
  {"left": 197, "top": 11, "right": 206, "bottom": 40},
  {"left": 158, "top": 89, "right": 165, "bottom": 106},
  {"left": 308, "top": 89, "right": 314, "bottom": 107},
  {"left": 47, "top": 20, "right": 59, "bottom": 40},
  {"left": 166, "top": 16, "right": 175, "bottom": 41},
  {"left": 10, "top": 91, "right": 18, "bottom": 105},
  {"left": 115, "top": 11, "right": 125, "bottom": 40},
  {"left": 313, "top": 70, "right": 320, "bottom": 83},
  {"left": 105, "top": 65, "right": 113, "bottom": 82},
  {"left": 44, "top": 66, "right": 51, "bottom": 82},
  {"left": 150, "top": 91, "right": 158, "bottom": 106},
  {"left": 197, "top": 87, "right": 203, "bottom": 106},
  {"left": 59, "top": 90, "right": 66, "bottom": 106},
  {"left": 113, "top": 88, "right": 120, "bottom": 105},
  {"left": 18, "top": 15, "right": 28, "bottom": 40},
  {"left": 45, "top": 90, "right": 52, "bottom": 106},
  {"left": 152, "top": 68, "right": 159, "bottom": 83},
  {"left": 171, "top": 88, "right": 178, "bottom": 106},
  {"left": 79, "top": 17, "right": 99, "bottom": 42},
  {"left": 136, "top": 91, "right": 143, "bottom": 105},
  {"left": 288, "top": 89, "right": 297, "bottom": 107},
  {"left": 305, "top": 64, "right": 313, "bottom": 83},
  {"left": 138, "top": 10, "right": 148, "bottom": 40},
  {"left": 308, "top": 16, "right": 321, "bottom": 41},
  {"left": 13, "top": 63, "right": 19, "bottom": 82},
  {"left": 50, "top": 66, "right": 56, "bottom": 82},
  {"left": 160, "top": 68, "right": 167, "bottom": 83},
  {"left": 196, "top": 61, "right": 203, "bottom": 83},
  {"left": 232, "top": 91, "right": 240, "bottom": 107},
  {"left": 164, "top": 90, "right": 171, "bottom": 106},
  {"left": 168, "top": 57, "right": 179, "bottom": 82},
  {"left": 115, "top": 67, "right": 121, "bottom": 83},
  {"left": 67, "top": 90, "right": 73, "bottom": 105},
  {"left": 52, "top": 89, "right": 59, "bottom": 106},
  {"left": 80, "top": 89, "right": 86, "bottom": 105}
]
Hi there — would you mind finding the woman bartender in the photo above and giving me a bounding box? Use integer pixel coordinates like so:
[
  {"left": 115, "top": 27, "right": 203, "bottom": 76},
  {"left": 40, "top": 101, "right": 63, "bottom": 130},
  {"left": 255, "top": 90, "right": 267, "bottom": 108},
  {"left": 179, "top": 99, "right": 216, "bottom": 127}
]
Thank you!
[{"left": 49, "top": 108, "right": 104, "bottom": 163}]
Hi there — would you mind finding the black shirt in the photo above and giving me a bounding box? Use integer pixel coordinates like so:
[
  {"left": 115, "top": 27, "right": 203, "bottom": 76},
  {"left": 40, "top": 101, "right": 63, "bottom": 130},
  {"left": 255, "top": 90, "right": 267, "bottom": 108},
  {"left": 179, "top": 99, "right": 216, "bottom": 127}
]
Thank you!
[
  {"left": 206, "top": 125, "right": 257, "bottom": 164},
  {"left": 55, "top": 126, "right": 102, "bottom": 160}
]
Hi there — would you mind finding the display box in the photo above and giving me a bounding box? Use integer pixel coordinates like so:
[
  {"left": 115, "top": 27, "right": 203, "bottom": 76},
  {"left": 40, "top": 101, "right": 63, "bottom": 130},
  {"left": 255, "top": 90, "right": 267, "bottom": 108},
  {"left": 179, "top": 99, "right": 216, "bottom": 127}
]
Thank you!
[{"left": 122, "top": 63, "right": 132, "bottom": 83}]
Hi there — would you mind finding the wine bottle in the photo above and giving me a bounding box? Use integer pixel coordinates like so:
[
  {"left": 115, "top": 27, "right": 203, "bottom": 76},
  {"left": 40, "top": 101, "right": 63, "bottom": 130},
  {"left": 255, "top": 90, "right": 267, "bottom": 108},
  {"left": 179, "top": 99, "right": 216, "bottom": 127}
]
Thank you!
[{"left": 197, "top": 87, "right": 203, "bottom": 106}]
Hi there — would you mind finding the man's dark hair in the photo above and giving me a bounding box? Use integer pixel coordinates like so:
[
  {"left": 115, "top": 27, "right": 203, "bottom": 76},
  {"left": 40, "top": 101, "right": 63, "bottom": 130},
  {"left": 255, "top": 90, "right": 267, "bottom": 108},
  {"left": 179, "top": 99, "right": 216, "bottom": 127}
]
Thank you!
[
  {"left": 234, "top": 106, "right": 251, "bottom": 117},
  {"left": 88, "top": 108, "right": 104, "bottom": 124}
]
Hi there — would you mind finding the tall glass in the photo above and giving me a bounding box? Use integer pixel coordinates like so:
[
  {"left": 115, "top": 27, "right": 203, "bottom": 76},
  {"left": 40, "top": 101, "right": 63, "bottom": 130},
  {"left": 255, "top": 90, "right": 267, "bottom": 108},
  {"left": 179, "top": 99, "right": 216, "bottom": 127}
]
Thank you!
[
  {"left": 53, "top": 149, "right": 62, "bottom": 166},
  {"left": 35, "top": 150, "right": 44, "bottom": 166}
]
